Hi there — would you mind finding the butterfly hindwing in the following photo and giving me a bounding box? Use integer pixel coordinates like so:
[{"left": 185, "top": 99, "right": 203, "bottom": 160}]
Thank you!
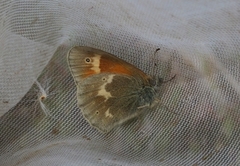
[{"left": 77, "top": 73, "right": 144, "bottom": 132}]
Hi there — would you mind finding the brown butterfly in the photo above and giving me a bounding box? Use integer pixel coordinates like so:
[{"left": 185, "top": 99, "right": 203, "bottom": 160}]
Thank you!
[{"left": 67, "top": 46, "right": 173, "bottom": 133}]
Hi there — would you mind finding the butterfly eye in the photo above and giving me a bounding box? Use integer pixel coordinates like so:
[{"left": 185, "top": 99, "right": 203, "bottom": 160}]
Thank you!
[
  {"left": 96, "top": 111, "right": 99, "bottom": 115},
  {"left": 84, "top": 57, "right": 92, "bottom": 63}
]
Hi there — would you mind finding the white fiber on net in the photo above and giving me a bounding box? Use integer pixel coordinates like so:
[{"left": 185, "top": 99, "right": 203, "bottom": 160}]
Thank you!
[{"left": 0, "top": 0, "right": 240, "bottom": 166}]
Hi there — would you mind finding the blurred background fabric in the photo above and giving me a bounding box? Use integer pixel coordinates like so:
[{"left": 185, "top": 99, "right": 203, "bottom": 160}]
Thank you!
[{"left": 0, "top": 0, "right": 240, "bottom": 165}]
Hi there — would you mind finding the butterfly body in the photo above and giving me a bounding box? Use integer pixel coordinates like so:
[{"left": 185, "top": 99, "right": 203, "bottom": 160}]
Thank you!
[{"left": 67, "top": 46, "right": 163, "bottom": 133}]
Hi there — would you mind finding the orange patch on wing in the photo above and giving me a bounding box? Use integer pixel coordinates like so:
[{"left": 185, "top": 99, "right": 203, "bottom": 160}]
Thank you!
[
  {"left": 99, "top": 58, "right": 132, "bottom": 75},
  {"left": 80, "top": 54, "right": 150, "bottom": 82},
  {"left": 98, "top": 55, "right": 151, "bottom": 82},
  {"left": 103, "top": 63, "right": 132, "bottom": 74}
]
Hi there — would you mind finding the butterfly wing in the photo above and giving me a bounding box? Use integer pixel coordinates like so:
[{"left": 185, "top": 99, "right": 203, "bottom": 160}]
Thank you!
[
  {"left": 77, "top": 73, "right": 147, "bottom": 132},
  {"left": 67, "top": 46, "right": 151, "bottom": 83},
  {"left": 67, "top": 46, "right": 153, "bottom": 133}
]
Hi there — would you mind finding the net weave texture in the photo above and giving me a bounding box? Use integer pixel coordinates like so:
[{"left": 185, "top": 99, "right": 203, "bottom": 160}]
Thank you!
[{"left": 0, "top": 0, "right": 240, "bottom": 165}]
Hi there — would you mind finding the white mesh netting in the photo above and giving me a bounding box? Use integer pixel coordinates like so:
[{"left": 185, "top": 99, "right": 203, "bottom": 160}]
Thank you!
[{"left": 1, "top": 0, "right": 240, "bottom": 165}]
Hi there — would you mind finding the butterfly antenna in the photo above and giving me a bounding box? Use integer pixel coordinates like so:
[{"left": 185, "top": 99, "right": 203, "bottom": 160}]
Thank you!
[
  {"left": 162, "top": 74, "right": 176, "bottom": 83},
  {"left": 150, "top": 48, "right": 161, "bottom": 77}
]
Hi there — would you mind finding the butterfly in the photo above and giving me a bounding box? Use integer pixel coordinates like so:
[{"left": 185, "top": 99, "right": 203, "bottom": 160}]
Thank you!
[{"left": 67, "top": 46, "right": 174, "bottom": 133}]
